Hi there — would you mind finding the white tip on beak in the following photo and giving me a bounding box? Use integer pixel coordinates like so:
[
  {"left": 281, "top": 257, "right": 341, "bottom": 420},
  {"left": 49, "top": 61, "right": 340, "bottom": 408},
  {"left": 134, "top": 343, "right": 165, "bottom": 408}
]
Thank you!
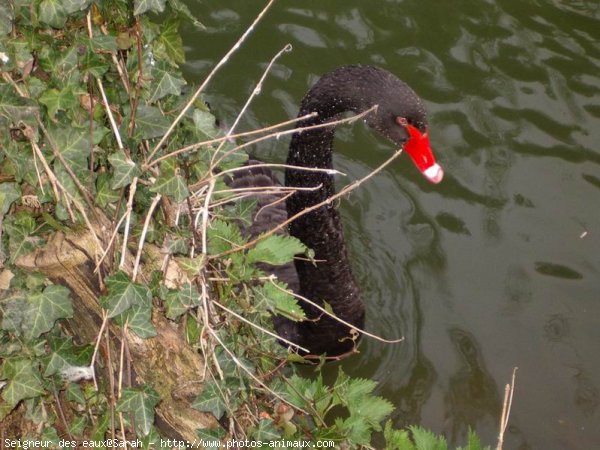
[{"left": 423, "top": 163, "right": 444, "bottom": 184}]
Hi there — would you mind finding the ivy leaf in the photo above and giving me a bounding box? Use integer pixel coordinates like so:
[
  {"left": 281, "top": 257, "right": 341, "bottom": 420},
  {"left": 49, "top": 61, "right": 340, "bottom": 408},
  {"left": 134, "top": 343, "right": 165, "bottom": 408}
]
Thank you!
[
  {"left": 3, "top": 213, "right": 38, "bottom": 263},
  {"left": 165, "top": 283, "right": 201, "bottom": 319},
  {"left": 149, "top": 158, "right": 188, "bottom": 202},
  {"left": 247, "top": 234, "right": 306, "bottom": 266},
  {"left": 38, "top": 0, "right": 67, "bottom": 28},
  {"left": 0, "top": 182, "right": 20, "bottom": 216},
  {"left": 133, "top": 0, "right": 166, "bottom": 16},
  {"left": 253, "top": 281, "right": 305, "bottom": 321},
  {"left": 108, "top": 151, "right": 141, "bottom": 189},
  {"left": 155, "top": 19, "right": 184, "bottom": 65},
  {"left": 62, "top": 0, "right": 93, "bottom": 14},
  {"left": 252, "top": 419, "right": 281, "bottom": 441},
  {"left": 116, "top": 386, "right": 160, "bottom": 436},
  {"left": 80, "top": 52, "right": 109, "bottom": 78},
  {"left": 26, "top": 285, "right": 73, "bottom": 341},
  {"left": 0, "top": 2, "right": 13, "bottom": 35},
  {"left": 0, "top": 84, "right": 39, "bottom": 124},
  {"left": 88, "top": 35, "right": 118, "bottom": 52},
  {"left": 148, "top": 63, "right": 186, "bottom": 103},
  {"left": 134, "top": 105, "right": 170, "bottom": 139},
  {"left": 1, "top": 359, "right": 44, "bottom": 407},
  {"left": 39, "top": 86, "right": 78, "bottom": 119},
  {"left": 101, "top": 271, "right": 152, "bottom": 318},
  {"left": 96, "top": 172, "right": 120, "bottom": 207},
  {"left": 48, "top": 126, "right": 90, "bottom": 172},
  {"left": 193, "top": 109, "right": 219, "bottom": 139},
  {"left": 192, "top": 381, "right": 227, "bottom": 420},
  {"left": 115, "top": 304, "right": 157, "bottom": 338},
  {"left": 169, "top": 0, "right": 205, "bottom": 29}
]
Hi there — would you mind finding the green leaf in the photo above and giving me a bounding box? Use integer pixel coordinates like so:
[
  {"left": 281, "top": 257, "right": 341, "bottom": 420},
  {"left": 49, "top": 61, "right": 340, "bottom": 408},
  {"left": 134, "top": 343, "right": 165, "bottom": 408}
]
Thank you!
[
  {"left": 192, "top": 381, "right": 227, "bottom": 419},
  {"left": 134, "top": 105, "right": 170, "bottom": 139},
  {"left": 169, "top": 0, "right": 205, "bottom": 29},
  {"left": 101, "top": 271, "right": 152, "bottom": 318},
  {"left": 39, "top": 0, "right": 67, "bottom": 28},
  {"left": 133, "top": 0, "right": 166, "bottom": 16},
  {"left": 47, "top": 126, "right": 90, "bottom": 172},
  {"left": 3, "top": 213, "right": 38, "bottom": 263},
  {"left": 80, "top": 51, "right": 109, "bottom": 78},
  {"left": 409, "top": 426, "right": 448, "bottom": 450},
  {"left": 0, "top": 84, "right": 39, "bottom": 124},
  {"left": 247, "top": 234, "right": 306, "bottom": 266},
  {"left": 1, "top": 359, "right": 44, "bottom": 407},
  {"left": 0, "top": 3, "right": 14, "bottom": 36},
  {"left": 116, "top": 304, "right": 157, "bottom": 338},
  {"left": 383, "top": 421, "right": 416, "bottom": 450},
  {"left": 192, "top": 109, "right": 219, "bottom": 139},
  {"left": 165, "top": 283, "right": 201, "bottom": 320},
  {"left": 108, "top": 151, "right": 141, "bottom": 189},
  {"left": 26, "top": 285, "right": 73, "bottom": 340},
  {"left": 252, "top": 419, "right": 281, "bottom": 442},
  {"left": 148, "top": 63, "right": 186, "bottom": 103},
  {"left": 0, "top": 182, "right": 21, "bottom": 216},
  {"left": 156, "top": 19, "right": 184, "bottom": 65},
  {"left": 116, "top": 386, "right": 160, "bottom": 436},
  {"left": 88, "top": 35, "right": 118, "bottom": 52},
  {"left": 96, "top": 172, "right": 120, "bottom": 207},
  {"left": 62, "top": 0, "right": 93, "bottom": 14},
  {"left": 253, "top": 281, "right": 305, "bottom": 321},
  {"left": 149, "top": 158, "right": 188, "bottom": 202},
  {"left": 207, "top": 220, "right": 245, "bottom": 254},
  {"left": 39, "top": 86, "right": 78, "bottom": 119}
]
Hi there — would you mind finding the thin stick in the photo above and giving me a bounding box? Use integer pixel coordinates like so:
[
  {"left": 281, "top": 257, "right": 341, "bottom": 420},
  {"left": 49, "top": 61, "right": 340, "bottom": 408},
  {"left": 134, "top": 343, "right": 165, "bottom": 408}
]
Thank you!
[
  {"left": 90, "top": 312, "right": 110, "bottom": 391},
  {"left": 208, "top": 328, "right": 308, "bottom": 415},
  {"left": 211, "top": 135, "right": 398, "bottom": 260},
  {"left": 132, "top": 193, "right": 162, "bottom": 282},
  {"left": 146, "top": 113, "right": 316, "bottom": 169},
  {"left": 147, "top": 0, "right": 277, "bottom": 162},
  {"left": 119, "top": 177, "right": 138, "bottom": 269},
  {"left": 214, "top": 162, "right": 344, "bottom": 180},
  {"left": 211, "top": 300, "right": 310, "bottom": 353},
  {"left": 210, "top": 43, "right": 293, "bottom": 168},
  {"left": 269, "top": 277, "right": 403, "bottom": 345},
  {"left": 497, "top": 367, "right": 518, "bottom": 450}
]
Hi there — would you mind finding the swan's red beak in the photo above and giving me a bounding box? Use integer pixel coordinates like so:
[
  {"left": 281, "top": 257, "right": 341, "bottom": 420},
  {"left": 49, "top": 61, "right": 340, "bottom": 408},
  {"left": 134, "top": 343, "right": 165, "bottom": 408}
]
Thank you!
[{"left": 400, "top": 120, "right": 444, "bottom": 184}]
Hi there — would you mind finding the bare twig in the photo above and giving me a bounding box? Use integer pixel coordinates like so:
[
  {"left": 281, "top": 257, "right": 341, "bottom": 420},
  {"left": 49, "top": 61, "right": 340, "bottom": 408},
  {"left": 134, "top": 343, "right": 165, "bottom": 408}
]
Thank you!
[
  {"left": 132, "top": 193, "right": 162, "bottom": 282},
  {"left": 119, "top": 177, "right": 138, "bottom": 269},
  {"left": 211, "top": 300, "right": 310, "bottom": 353},
  {"left": 147, "top": 0, "right": 277, "bottom": 162},
  {"left": 497, "top": 367, "right": 518, "bottom": 450}
]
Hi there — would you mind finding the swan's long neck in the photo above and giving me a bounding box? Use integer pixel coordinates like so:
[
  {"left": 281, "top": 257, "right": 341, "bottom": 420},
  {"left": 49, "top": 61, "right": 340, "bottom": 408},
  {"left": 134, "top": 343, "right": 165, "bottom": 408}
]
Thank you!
[{"left": 284, "top": 69, "right": 372, "bottom": 346}]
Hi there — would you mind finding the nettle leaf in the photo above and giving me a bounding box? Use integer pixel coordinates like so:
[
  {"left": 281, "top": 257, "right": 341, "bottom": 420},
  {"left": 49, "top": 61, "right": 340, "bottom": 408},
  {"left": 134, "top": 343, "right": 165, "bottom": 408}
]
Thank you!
[
  {"left": 165, "top": 283, "right": 201, "bottom": 320},
  {"left": 101, "top": 271, "right": 152, "bottom": 318},
  {"left": 150, "top": 159, "right": 189, "bottom": 202},
  {"left": 247, "top": 234, "right": 306, "bottom": 266},
  {"left": 108, "top": 151, "right": 141, "bottom": 189},
  {"left": 1, "top": 359, "right": 44, "bottom": 406},
  {"left": 253, "top": 281, "right": 305, "bottom": 321},
  {"left": 134, "top": 105, "right": 170, "bottom": 139},
  {"left": 409, "top": 426, "right": 448, "bottom": 450},
  {"left": 38, "top": 0, "right": 67, "bottom": 28},
  {"left": 39, "top": 86, "right": 78, "bottom": 119},
  {"left": 26, "top": 285, "right": 73, "bottom": 341},
  {"left": 133, "top": 0, "right": 166, "bottom": 16},
  {"left": 383, "top": 421, "right": 415, "bottom": 450},
  {"left": 192, "top": 381, "right": 227, "bottom": 419},
  {"left": 207, "top": 219, "right": 245, "bottom": 254},
  {"left": 0, "top": 84, "right": 39, "bottom": 124},
  {"left": 116, "top": 386, "right": 160, "bottom": 436},
  {"left": 148, "top": 63, "right": 186, "bottom": 103},
  {"left": 0, "top": 182, "right": 21, "bottom": 216}
]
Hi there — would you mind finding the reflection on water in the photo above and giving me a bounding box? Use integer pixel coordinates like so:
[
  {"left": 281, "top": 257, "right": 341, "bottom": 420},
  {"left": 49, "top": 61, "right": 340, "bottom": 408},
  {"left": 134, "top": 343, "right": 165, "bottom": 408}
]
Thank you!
[{"left": 182, "top": 1, "right": 600, "bottom": 448}]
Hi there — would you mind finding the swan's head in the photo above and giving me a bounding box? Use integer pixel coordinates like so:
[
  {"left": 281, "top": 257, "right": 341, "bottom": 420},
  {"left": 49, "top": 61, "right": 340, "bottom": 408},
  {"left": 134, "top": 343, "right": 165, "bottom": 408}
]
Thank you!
[{"left": 360, "top": 70, "right": 444, "bottom": 184}]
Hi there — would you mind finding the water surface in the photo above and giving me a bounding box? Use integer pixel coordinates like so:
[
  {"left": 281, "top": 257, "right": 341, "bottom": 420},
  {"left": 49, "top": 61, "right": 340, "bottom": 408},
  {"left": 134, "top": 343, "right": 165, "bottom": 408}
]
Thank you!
[{"left": 182, "top": 2, "right": 600, "bottom": 448}]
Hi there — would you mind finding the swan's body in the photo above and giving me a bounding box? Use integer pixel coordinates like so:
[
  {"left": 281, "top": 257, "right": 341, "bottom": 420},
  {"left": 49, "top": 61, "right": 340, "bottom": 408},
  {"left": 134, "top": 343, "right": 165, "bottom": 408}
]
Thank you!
[{"left": 229, "top": 65, "right": 442, "bottom": 356}]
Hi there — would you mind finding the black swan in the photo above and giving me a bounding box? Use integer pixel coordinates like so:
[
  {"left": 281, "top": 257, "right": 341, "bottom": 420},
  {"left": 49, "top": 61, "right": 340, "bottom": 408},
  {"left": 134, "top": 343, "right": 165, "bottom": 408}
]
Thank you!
[{"left": 228, "top": 65, "right": 443, "bottom": 357}]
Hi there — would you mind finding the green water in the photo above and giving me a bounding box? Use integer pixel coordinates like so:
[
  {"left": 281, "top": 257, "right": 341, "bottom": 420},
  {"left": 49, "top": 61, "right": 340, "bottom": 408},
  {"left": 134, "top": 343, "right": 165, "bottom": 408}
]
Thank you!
[{"left": 181, "top": 1, "right": 600, "bottom": 448}]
